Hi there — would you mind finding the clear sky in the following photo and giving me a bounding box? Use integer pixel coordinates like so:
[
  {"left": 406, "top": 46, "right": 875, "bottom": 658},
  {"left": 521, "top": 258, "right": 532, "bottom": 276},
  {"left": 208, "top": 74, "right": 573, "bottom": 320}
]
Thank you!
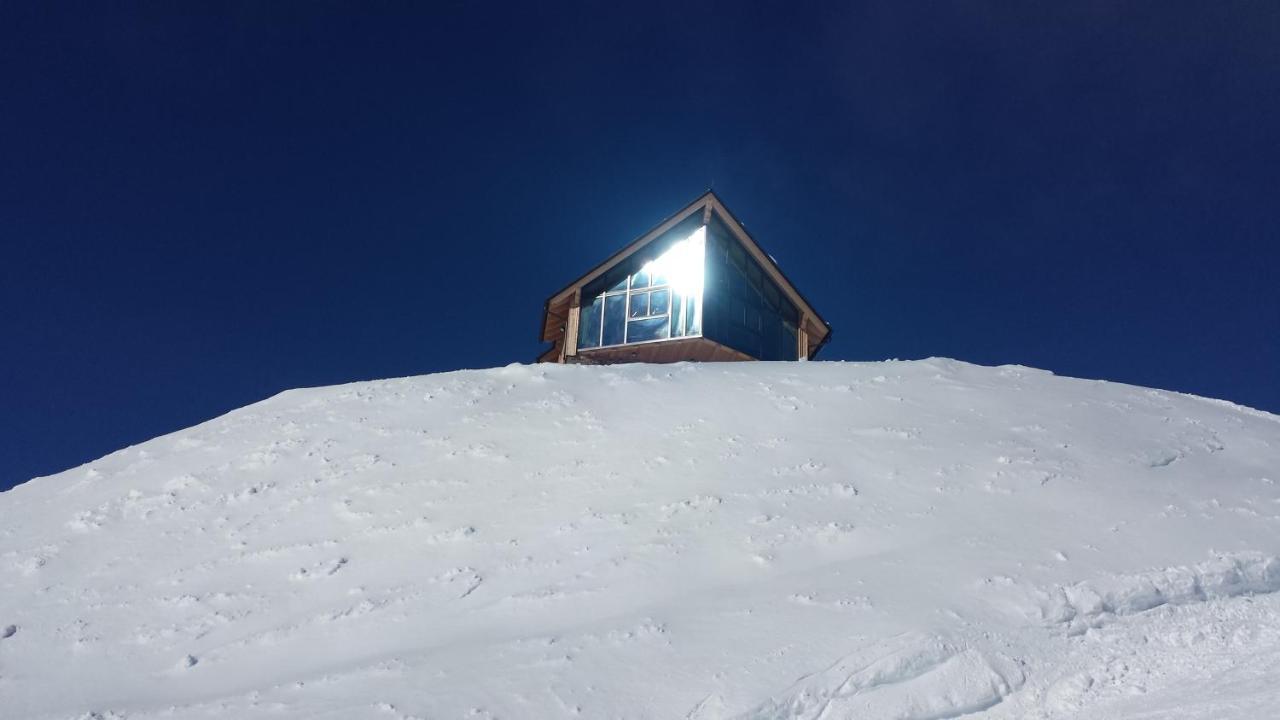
[{"left": 2, "top": 3, "right": 1277, "bottom": 491}]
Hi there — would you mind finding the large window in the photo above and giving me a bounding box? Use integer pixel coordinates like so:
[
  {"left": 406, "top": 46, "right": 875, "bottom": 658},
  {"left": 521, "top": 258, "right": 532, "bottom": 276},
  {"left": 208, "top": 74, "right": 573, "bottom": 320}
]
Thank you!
[
  {"left": 578, "top": 225, "right": 705, "bottom": 349},
  {"left": 702, "top": 218, "right": 799, "bottom": 361}
]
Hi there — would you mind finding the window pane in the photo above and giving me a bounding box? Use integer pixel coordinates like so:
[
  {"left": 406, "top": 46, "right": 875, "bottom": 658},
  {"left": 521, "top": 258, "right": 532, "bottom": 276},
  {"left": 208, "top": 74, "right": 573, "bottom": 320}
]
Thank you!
[
  {"left": 578, "top": 295, "right": 602, "bottom": 349},
  {"left": 729, "top": 269, "right": 747, "bottom": 300},
  {"left": 763, "top": 282, "right": 780, "bottom": 310},
  {"left": 728, "top": 242, "right": 746, "bottom": 272},
  {"left": 603, "top": 294, "right": 626, "bottom": 346},
  {"left": 670, "top": 292, "right": 685, "bottom": 336},
  {"left": 650, "top": 288, "right": 669, "bottom": 316},
  {"left": 630, "top": 268, "right": 650, "bottom": 289},
  {"left": 650, "top": 268, "right": 669, "bottom": 287},
  {"left": 626, "top": 316, "right": 669, "bottom": 343},
  {"left": 607, "top": 274, "right": 628, "bottom": 293},
  {"left": 628, "top": 291, "right": 649, "bottom": 318}
]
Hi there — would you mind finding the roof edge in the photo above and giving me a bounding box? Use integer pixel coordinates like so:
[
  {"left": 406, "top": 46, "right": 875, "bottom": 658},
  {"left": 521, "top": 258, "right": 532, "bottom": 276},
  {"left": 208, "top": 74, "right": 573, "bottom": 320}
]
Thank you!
[
  {"left": 538, "top": 189, "right": 832, "bottom": 351},
  {"left": 703, "top": 193, "right": 830, "bottom": 340},
  {"left": 544, "top": 189, "right": 716, "bottom": 305},
  {"left": 539, "top": 190, "right": 716, "bottom": 342}
]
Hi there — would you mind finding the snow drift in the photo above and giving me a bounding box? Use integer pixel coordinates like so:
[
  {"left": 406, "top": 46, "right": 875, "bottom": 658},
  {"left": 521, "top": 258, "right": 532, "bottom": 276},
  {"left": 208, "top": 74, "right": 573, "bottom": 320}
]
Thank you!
[{"left": 2, "top": 359, "right": 1279, "bottom": 719}]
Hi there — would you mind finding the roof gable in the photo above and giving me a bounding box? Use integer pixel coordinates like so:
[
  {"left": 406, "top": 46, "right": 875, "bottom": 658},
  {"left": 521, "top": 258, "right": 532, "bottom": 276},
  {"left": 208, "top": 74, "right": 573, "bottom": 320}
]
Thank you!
[
  {"left": 544, "top": 191, "right": 714, "bottom": 310},
  {"left": 540, "top": 190, "right": 830, "bottom": 354}
]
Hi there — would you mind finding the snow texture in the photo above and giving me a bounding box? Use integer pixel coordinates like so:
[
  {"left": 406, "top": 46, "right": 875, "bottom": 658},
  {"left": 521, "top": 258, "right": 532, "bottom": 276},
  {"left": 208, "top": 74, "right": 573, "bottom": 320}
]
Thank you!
[{"left": 2, "top": 358, "right": 1279, "bottom": 719}]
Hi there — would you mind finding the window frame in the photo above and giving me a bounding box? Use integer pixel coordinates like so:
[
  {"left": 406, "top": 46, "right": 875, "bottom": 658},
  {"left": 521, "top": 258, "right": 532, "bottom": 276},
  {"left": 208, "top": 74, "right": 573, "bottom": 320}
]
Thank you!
[{"left": 579, "top": 261, "right": 701, "bottom": 350}]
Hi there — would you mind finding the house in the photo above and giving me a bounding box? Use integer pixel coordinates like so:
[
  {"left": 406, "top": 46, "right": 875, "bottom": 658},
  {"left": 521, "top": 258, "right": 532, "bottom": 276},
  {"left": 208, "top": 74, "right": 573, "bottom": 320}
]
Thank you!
[{"left": 538, "top": 191, "right": 831, "bottom": 364}]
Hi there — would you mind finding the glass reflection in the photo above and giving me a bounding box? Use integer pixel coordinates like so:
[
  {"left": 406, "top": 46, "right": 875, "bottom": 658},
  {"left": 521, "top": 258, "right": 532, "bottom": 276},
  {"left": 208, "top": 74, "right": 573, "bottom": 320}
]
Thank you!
[
  {"left": 603, "top": 295, "right": 626, "bottom": 346},
  {"left": 628, "top": 292, "right": 649, "bottom": 318},
  {"left": 578, "top": 295, "right": 602, "bottom": 349},
  {"left": 627, "top": 316, "right": 669, "bottom": 342},
  {"left": 650, "top": 288, "right": 670, "bottom": 316},
  {"left": 647, "top": 226, "right": 705, "bottom": 298},
  {"left": 578, "top": 224, "right": 706, "bottom": 349}
]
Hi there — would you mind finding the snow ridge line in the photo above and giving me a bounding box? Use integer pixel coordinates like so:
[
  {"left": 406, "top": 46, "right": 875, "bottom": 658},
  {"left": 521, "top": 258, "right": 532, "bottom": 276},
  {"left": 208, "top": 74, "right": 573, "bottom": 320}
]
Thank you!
[
  {"left": 729, "top": 632, "right": 1024, "bottom": 720},
  {"left": 1036, "top": 553, "right": 1280, "bottom": 634}
]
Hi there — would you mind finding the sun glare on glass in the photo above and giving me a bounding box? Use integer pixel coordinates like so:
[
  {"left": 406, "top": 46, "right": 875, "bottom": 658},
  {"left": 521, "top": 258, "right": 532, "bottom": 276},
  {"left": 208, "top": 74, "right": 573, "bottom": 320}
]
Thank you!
[{"left": 643, "top": 225, "right": 706, "bottom": 299}]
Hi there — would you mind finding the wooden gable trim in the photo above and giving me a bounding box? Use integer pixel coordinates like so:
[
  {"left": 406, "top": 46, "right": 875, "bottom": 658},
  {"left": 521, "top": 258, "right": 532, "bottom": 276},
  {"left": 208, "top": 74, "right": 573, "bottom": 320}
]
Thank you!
[
  {"left": 539, "top": 190, "right": 832, "bottom": 358},
  {"left": 539, "top": 192, "right": 715, "bottom": 344},
  {"left": 546, "top": 192, "right": 712, "bottom": 306},
  {"left": 703, "top": 194, "right": 831, "bottom": 347}
]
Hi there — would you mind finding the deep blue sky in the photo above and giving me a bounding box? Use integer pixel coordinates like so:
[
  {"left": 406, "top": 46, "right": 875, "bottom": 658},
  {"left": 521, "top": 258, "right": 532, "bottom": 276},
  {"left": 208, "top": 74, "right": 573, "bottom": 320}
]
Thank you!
[{"left": 2, "top": 3, "right": 1278, "bottom": 490}]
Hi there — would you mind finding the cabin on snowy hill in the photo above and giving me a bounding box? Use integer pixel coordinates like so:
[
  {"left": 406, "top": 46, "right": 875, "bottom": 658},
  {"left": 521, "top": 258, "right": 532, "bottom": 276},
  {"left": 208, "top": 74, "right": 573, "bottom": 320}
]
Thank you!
[{"left": 538, "top": 190, "right": 831, "bottom": 364}]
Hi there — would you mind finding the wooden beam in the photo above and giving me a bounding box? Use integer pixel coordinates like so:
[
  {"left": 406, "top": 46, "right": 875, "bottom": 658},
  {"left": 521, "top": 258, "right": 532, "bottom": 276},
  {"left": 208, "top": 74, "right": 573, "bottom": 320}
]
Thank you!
[
  {"left": 541, "top": 297, "right": 572, "bottom": 343},
  {"left": 563, "top": 290, "right": 581, "bottom": 361},
  {"left": 797, "top": 315, "right": 810, "bottom": 361}
]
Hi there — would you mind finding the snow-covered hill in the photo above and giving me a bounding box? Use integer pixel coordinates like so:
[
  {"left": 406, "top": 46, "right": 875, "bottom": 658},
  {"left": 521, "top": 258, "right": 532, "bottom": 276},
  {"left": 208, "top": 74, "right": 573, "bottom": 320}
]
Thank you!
[{"left": 3, "top": 359, "right": 1279, "bottom": 720}]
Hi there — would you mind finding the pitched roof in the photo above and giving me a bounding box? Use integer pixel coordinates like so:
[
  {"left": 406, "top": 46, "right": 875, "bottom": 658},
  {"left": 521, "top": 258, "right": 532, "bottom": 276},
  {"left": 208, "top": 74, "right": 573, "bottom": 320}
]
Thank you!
[{"left": 540, "top": 190, "right": 831, "bottom": 357}]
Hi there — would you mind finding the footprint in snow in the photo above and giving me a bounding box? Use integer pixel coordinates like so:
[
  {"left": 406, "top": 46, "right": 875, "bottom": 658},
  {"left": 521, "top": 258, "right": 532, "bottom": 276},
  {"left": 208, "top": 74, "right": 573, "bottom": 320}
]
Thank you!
[
  {"left": 291, "top": 557, "right": 348, "bottom": 580},
  {"left": 1, "top": 624, "right": 16, "bottom": 639}
]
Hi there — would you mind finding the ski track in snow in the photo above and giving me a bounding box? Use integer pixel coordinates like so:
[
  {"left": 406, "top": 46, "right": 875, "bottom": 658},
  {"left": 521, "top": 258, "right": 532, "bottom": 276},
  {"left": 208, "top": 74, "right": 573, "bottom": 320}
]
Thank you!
[{"left": 2, "top": 358, "right": 1280, "bottom": 719}]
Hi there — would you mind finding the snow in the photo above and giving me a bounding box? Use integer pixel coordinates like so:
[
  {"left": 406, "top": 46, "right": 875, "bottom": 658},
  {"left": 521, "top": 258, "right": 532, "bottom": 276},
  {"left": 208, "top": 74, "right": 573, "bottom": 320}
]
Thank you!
[{"left": 2, "top": 358, "right": 1279, "bottom": 719}]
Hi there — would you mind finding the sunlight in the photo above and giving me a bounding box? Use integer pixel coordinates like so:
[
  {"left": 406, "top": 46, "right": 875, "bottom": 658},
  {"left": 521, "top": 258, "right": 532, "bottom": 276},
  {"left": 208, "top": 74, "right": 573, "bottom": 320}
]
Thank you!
[{"left": 644, "top": 225, "right": 706, "bottom": 299}]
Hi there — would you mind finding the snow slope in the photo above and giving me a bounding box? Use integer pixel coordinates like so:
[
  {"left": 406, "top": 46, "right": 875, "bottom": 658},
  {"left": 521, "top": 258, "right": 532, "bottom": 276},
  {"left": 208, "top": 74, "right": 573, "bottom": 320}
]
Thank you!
[{"left": 2, "top": 359, "right": 1279, "bottom": 720}]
